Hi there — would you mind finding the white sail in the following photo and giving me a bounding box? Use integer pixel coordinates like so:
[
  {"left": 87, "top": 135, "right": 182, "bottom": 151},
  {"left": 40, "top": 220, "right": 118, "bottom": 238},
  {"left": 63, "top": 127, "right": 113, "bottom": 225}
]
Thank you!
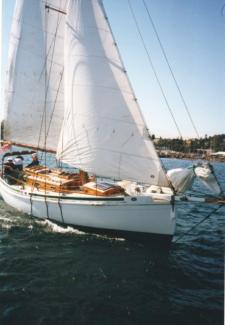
[
  {"left": 57, "top": 0, "right": 168, "bottom": 186},
  {"left": 3, "top": 0, "right": 67, "bottom": 151}
]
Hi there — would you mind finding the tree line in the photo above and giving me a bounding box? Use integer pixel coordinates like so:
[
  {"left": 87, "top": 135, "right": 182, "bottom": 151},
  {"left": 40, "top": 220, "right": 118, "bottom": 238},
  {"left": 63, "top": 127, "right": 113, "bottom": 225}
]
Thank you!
[{"left": 153, "top": 134, "right": 225, "bottom": 153}]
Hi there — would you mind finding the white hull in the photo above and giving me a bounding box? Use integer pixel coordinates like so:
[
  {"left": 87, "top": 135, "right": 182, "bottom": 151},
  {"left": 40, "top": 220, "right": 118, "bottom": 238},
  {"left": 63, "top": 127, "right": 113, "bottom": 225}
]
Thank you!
[{"left": 0, "top": 178, "right": 176, "bottom": 238}]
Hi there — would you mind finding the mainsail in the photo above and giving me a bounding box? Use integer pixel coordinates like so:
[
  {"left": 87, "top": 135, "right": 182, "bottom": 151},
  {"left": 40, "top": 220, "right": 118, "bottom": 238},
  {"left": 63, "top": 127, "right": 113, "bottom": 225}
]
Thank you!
[
  {"left": 3, "top": 0, "right": 68, "bottom": 151},
  {"left": 57, "top": 0, "right": 168, "bottom": 186}
]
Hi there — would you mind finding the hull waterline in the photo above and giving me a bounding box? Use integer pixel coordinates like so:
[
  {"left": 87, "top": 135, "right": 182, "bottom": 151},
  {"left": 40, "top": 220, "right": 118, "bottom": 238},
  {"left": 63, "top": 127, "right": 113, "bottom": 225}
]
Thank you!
[{"left": 0, "top": 178, "right": 176, "bottom": 239}]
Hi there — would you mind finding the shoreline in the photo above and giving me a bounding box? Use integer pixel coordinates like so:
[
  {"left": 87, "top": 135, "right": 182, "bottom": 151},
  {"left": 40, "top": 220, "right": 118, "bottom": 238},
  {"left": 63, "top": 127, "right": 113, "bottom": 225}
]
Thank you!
[{"left": 158, "top": 151, "right": 225, "bottom": 163}]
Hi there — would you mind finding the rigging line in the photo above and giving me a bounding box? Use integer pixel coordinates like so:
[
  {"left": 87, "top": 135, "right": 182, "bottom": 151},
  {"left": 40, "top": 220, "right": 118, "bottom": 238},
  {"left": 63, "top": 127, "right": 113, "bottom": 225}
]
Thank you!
[
  {"left": 221, "top": 3, "right": 225, "bottom": 16},
  {"left": 127, "top": 0, "right": 183, "bottom": 139},
  {"left": 58, "top": 196, "right": 65, "bottom": 224},
  {"left": 173, "top": 204, "right": 223, "bottom": 243},
  {"left": 45, "top": 67, "right": 64, "bottom": 140},
  {"left": 44, "top": 0, "right": 50, "bottom": 193},
  {"left": 142, "top": 0, "right": 200, "bottom": 139},
  {"left": 38, "top": 1, "right": 62, "bottom": 157},
  {"left": 40, "top": 0, "right": 69, "bottom": 159},
  {"left": 29, "top": 194, "right": 33, "bottom": 216},
  {"left": 100, "top": 0, "right": 168, "bottom": 183},
  {"left": 58, "top": 178, "right": 65, "bottom": 223},
  {"left": 208, "top": 163, "right": 224, "bottom": 196},
  {"left": 100, "top": 1, "right": 151, "bottom": 125},
  {"left": 39, "top": 7, "right": 65, "bottom": 81},
  {"left": 38, "top": 21, "right": 65, "bottom": 81}
]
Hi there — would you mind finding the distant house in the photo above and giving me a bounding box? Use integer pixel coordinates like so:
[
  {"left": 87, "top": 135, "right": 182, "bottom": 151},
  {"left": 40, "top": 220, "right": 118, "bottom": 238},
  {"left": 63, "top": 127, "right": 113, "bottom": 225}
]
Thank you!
[
  {"left": 210, "top": 151, "right": 225, "bottom": 157},
  {"left": 196, "top": 149, "right": 213, "bottom": 155}
]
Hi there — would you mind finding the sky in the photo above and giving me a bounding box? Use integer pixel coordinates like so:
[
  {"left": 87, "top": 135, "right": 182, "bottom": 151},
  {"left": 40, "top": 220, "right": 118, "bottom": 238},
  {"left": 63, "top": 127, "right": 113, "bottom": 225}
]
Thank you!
[{"left": 1, "top": 0, "right": 225, "bottom": 139}]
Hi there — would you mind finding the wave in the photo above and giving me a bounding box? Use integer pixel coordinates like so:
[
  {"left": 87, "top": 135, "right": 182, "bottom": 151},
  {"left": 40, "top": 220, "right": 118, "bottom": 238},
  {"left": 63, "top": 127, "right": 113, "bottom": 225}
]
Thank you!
[
  {"left": 35, "top": 219, "right": 125, "bottom": 241},
  {"left": 35, "top": 219, "right": 86, "bottom": 235}
]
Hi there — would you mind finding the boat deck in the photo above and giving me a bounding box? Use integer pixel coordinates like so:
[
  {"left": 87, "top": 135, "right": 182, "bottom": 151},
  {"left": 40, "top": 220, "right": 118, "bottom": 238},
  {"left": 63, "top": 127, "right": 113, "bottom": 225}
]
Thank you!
[
  {"left": 4, "top": 165, "right": 124, "bottom": 198},
  {"left": 12, "top": 183, "right": 125, "bottom": 199},
  {"left": 2, "top": 165, "right": 173, "bottom": 202}
]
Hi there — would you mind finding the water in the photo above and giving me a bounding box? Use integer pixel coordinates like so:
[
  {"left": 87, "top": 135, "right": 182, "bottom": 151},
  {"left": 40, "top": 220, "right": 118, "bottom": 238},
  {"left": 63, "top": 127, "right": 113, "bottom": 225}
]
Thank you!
[{"left": 0, "top": 159, "right": 224, "bottom": 325}]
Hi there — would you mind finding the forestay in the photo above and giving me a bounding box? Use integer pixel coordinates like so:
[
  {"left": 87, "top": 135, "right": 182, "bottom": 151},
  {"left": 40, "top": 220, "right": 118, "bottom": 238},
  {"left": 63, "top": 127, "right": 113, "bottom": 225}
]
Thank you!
[
  {"left": 57, "top": 0, "right": 168, "bottom": 186},
  {"left": 3, "top": 0, "right": 68, "bottom": 151}
]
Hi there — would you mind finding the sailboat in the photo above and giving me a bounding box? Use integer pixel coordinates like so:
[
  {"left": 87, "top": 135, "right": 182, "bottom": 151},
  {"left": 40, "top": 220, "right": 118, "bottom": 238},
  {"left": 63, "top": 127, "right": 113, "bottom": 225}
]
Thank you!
[{"left": 0, "top": 0, "right": 223, "bottom": 241}]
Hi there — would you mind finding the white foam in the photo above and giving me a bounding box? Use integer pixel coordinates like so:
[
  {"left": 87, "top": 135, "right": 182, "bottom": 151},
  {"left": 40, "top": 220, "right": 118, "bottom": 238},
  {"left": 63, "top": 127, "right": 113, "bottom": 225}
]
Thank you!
[
  {"left": 36, "top": 219, "right": 86, "bottom": 235},
  {"left": 35, "top": 219, "right": 125, "bottom": 240},
  {"left": 93, "top": 233, "right": 125, "bottom": 241},
  {"left": 0, "top": 224, "right": 12, "bottom": 230}
]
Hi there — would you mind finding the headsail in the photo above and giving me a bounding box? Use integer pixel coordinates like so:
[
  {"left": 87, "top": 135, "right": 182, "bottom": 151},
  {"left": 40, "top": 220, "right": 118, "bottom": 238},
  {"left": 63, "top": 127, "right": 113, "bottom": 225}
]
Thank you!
[
  {"left": 57, "top": 0, "right": 168, "bottom": 186},
  {"left": 3, "top": 0, "right": 67, "bottom": 152}
]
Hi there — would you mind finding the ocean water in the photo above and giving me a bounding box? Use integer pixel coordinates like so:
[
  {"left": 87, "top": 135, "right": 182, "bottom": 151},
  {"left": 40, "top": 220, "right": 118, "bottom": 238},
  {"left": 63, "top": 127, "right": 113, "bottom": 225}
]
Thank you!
[{"left": 0, "top": 159, "right": 224, "bottom": 325}]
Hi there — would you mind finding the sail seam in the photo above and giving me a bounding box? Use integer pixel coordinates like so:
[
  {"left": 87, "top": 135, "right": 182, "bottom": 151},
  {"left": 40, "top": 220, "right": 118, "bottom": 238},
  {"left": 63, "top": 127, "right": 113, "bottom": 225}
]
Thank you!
[
  {"left": 10, "top": 43, "right": 64, "bottom": 70},
  {"left": 72, "top": 83, "right": 134, "bottom": 96},
  {"left": 45, "top": 68, "right": 64, "bottom": 142},
  {"left": 63, "top": 114, "right": 146, "bottom": 127},
  {"left": 69, "top": 53, "right": 121, "bottom": 63},
  {"left": 59, "top": 146, "right": 161, "bottom": 162}
]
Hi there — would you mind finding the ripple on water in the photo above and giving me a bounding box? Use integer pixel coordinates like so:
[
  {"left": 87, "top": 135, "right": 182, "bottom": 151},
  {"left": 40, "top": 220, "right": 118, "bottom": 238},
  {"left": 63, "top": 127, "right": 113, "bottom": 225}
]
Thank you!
[{"left": 0, "top": 159, "right": 224, "bottom": 325}]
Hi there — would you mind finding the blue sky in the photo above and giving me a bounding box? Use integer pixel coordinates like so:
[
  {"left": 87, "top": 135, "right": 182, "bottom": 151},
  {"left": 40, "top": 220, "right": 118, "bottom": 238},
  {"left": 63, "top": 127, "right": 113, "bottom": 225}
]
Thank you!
[{"left": 1, "top": 0, "right": 225, "bottom": 138}]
